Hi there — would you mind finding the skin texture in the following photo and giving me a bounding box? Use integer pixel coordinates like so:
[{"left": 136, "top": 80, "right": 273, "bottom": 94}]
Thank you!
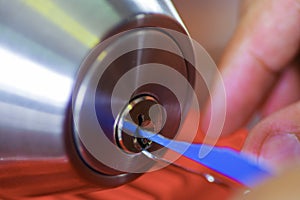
[
  {"left": 231, "top": 164, "right": 300, "bottom": 200},
  {"left": 202, "top": 0, "right": 300, "bottom": 162},
  {"left": 201, "top": 0, "right": 300, "bottom": 198}
]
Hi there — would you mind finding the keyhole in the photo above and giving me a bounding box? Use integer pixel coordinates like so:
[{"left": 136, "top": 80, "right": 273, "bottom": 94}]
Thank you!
[
  {"left": 136, "top": 113, "right": 152, "bottom": 150},
  {"left": 138, "top": 114, "right": 145, "bottom": 126}
]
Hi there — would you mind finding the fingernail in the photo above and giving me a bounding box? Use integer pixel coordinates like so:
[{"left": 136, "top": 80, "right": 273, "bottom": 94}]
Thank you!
[{"left": 259, "top": 133, "right": 300, "bottom": 170}]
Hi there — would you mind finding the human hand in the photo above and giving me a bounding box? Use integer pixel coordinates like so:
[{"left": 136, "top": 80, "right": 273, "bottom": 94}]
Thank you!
[
  {"left": 202, "top": 0, "right": 300, "bottom": 170},
  {"left": 231, "top": 164, "right": 300, "bottom": 200}
]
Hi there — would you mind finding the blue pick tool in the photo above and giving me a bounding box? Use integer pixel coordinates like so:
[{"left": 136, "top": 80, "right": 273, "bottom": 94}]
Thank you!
[{"left": 122, "top": 120, "right": 272, "bottom": 188}]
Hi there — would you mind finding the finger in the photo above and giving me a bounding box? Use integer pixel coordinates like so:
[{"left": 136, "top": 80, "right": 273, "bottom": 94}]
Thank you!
[
  {"left": 261, "top": 61, "right": 300, "bottom": 117},
  {"left": 202, "top": 0, "right": 300, "bottom": 136},
  {"left": 231, "top": 164, "right": 300, "bottom": 200},
  {"left": 243, "top": 102, "right": 300, "bottom": 171}
]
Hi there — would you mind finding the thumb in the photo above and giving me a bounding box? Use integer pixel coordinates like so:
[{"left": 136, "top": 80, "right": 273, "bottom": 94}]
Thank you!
[
  {"left": 230, "top": 164, "right": 300, "bottom": 200},
  {"left": 242, "top": 102, "right": 300, "bottom": 171}
]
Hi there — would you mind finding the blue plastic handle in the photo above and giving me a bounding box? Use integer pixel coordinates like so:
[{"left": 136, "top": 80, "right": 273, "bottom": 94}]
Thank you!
[{"left": 122, "top": 120, "right": 272, "bottom": 187}]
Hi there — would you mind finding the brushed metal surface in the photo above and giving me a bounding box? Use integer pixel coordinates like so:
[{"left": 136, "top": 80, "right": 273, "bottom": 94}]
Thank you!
[{"left": 0, "top": 0, "right": 193, "bottom": 198}]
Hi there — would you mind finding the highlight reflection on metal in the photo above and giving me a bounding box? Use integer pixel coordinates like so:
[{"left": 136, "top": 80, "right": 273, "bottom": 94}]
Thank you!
[
  {"left": 114, "top": 95, "right": 162, "bottom": 154},
  {"left": 0, "top": 47, "right": 72, "bottom": 105},
  {"left": 0, "top": 0, "right": 194, "bottom": 198},
  {"left": 24, "top": 0, "right": 99, "bottom": 47},
  {"left": 71, "top": 28, "right": 194, "bottom": 175}
]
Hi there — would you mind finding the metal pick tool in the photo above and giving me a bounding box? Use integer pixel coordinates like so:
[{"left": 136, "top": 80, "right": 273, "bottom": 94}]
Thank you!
[{"left": 122, "top": 120, "right": 272, "bottom": 188}]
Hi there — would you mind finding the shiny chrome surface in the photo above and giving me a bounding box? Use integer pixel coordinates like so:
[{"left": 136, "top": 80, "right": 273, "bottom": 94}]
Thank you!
[
  {"left": 115, "top": 95, "right": 160, "bottom": 154},
  {"left": 72, "top": 27, "right": 194, "bottom": 176},
  {"left": 0, "top": 0, "right": 192, "bottom": 198}
]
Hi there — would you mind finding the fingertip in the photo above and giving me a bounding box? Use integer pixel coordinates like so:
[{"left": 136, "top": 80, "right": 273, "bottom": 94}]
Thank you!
[
  {"left": 242, "top": 103, "right": 300, "bottom": 171},
  {"left": 258, "top": 133, "right": 300, "bottom": 171}
]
